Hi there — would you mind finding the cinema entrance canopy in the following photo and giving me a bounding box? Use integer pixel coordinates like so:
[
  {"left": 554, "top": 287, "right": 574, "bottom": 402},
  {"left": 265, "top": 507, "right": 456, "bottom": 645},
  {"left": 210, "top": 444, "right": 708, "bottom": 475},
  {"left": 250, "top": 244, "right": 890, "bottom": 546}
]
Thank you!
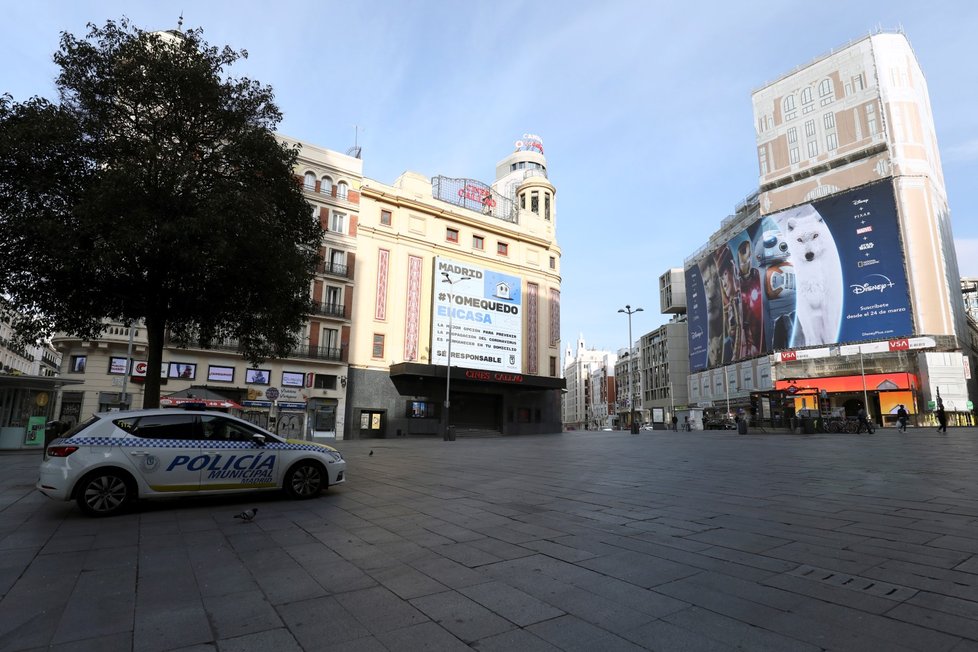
[{"left": 388, "top": 362, "right": 564, "bottom": 437}]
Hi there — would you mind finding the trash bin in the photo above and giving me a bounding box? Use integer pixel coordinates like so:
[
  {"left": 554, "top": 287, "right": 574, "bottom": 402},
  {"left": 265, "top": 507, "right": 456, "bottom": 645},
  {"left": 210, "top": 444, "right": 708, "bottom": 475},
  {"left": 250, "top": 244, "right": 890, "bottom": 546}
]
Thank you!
[
  {"left": 791, "top": 416, "right": 799, "bottom": 433},
  {"left": 737, "top": 418, "right": 748, "bottom": 435},
  {"left": 446, "top": 426, "right": 457, "bottom": 441},
  {"left": 802, "top": 417, "right": 815, "bottom": 434},
  {"left": 44, "top": 420, "right": 67, "bottom": 450}
]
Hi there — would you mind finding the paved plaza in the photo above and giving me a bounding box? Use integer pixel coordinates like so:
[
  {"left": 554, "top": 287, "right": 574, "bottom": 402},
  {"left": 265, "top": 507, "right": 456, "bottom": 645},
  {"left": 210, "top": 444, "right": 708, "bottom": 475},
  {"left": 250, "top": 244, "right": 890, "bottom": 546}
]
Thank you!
[{"left": 3, "top": 427, "right": 978, "bottom": 651}]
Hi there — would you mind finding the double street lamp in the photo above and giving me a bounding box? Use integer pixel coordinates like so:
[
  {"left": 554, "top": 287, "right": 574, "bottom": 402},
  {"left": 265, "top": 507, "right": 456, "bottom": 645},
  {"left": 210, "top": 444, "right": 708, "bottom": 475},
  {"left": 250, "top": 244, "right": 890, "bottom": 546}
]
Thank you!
[
  {"left": 618, "top": 304, "right": 643, "bottom": 434},
  {"left": 440, "top": 271, "right": 471, "bottom": 441}
]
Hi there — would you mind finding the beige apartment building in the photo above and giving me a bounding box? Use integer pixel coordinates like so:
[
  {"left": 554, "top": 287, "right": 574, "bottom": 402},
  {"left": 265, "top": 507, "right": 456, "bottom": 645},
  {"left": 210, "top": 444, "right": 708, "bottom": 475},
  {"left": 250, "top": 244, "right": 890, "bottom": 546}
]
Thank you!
[
  {"left": 50, "top": 136, "right": 361, "bottom": 439},
  {"left": 346, "top": 136, "right": 564, "bottom": 438}
]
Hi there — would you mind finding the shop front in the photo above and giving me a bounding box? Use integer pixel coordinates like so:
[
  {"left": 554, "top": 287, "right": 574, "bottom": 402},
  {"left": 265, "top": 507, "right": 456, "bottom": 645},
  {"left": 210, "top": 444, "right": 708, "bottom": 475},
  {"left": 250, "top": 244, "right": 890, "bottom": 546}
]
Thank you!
[
  {"left": 0, "top": 376, "right": 83, "bottom": 450},
  {"left": 774, "top": 371, "right": 919, "bottom": 428}
]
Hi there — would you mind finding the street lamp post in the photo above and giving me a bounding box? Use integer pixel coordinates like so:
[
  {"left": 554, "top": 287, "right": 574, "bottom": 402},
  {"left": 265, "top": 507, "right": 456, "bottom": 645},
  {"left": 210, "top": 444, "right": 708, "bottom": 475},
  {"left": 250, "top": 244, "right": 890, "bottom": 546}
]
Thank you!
[
  {"left": 618, "top": 304, "right": 643, "bottom": 434},
  {"left": 440, "top": 272, "right": 471, "bottom": 441}
]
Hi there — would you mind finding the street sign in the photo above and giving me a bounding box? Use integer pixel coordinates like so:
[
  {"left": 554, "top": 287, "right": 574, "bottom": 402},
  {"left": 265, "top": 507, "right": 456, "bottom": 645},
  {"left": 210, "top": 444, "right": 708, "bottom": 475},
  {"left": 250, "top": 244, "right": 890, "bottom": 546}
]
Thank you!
[{"left": 265, "top": 387, "right": 280, "bottom": 400}]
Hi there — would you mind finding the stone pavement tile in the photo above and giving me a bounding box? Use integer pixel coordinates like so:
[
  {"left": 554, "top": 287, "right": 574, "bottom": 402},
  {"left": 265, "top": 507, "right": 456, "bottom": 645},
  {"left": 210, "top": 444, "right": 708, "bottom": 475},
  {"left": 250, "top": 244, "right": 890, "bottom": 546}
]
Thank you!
[
  {"left": 133, "top": 600, "right": 212, "bottom": 652},
  {"left": 238, "top": 550, "right": 328, "bottom": 605},
  {"left": 367, "top": 562, "right": 448, "bottom": 600},
  {"left": 518, "top": 538, "right": 599, "bottom": 563},
  {"left": 408, "top": 590, "right": 515, "bottom": 643},
  {"left": 203, "top": 589, "right": 283, "bottom": 639},
  {"left": 601, "top": 535, "right": 780, "bottom": 582},
  {"left": 0, "top": 548, "right": 38, "bottom": 597},
  {"left": 877, "top": 602, "right": 978, "bottom": 647},
  {"left": 621, "top": 618, "right": 738, "bottom": 651},
  {"left": 685, "top": 527, "right": 794, "bottom": 554},
  {"left": 216, "top": 627, "right": 302, "bottom": 652},
  {"left": 277, "top": 595, "right": 370, "bottom": 648},
  {"left": 428, "top": 541, "right": 504, "bottom": 568},
  {"left": 664, "top": 606, "right": 822, "bottom": 652},
  {"left": 471, "top": 627, "right": 562, "bottom": 651},
  {"left": 46, "top": 631, "right": 132, "bottom": 652},
  {"left": 464, "top": 535, "right": 535, "bottom": 561},
  {"left": 833, "top": 509, "right": 927, "bottom": 529},
  {"left": 225, "top": 530, "right": 281, "bottom": 553},
  {"left": 904, "top": 591, "right": 978, "bottom": 622},
  {"left": 792, "top": 596, "right": 963, "bottom": 651},
  {"left": 951, "top": 640, "right": 978, "bottom": 652},
  {"left": 267, "top": 527, "right": 319, "bottom": 549},
  {"left": 955, "top": 556, "right": 978, "bottom": 574},
  {"left": 837, "top": 521, "right": 944, "bottom": 545},
  {"left": 285, "top": 548, "right": 378, "bottom": 594},
  {"left": 582, "top": 573, "right": 691, "bottom": 618},
  {"left": 51, "top": 567, "right": 137, "bottom": 645},
  {"left": 763, "top": 540, "right": 885, "bottom": 576},
  {"left": 698, "top": 544, "right": 799, "bottom": 573},
  {"left": 864, "top": 560, "right": 978, "bottom": 602},
  {"left": 928, "top": 535, "right": 978, "bottom": 555},
  {"left": 321, "top": 636, "right": 388, "bottom": 652},
  {"left": 421, "top": 522, "right": 483, "bottom": 544},
  {"left": 703, "top": 512, "right": 865, "bottom": 549},
  {"left": 682, "top": 570, "right": 814, "bottom": 612},
  {"left": 526, "top": 614, "right": 645, "bottom": 652},
  {"left": 578, "top": 549, "right": 701, "bottom": 588},
  {"left": 761, "top": 571, "right": 907, "bottom": 614},
  {"left": 377, "top": 620, "right": 472, "bottom": 651},
  {"left": 41, "top": 533, "right": 96, "bottom": 554},
  {"left": 334, "top": 585, "right": 429, "bottom": 635},
  {"left": 396, "top": 527, "right": 456, "bottom": 548},
  {"left": 0, "top": 596, "right": 68, "bottom": 651},
  {"left": 83, "top": 544, "right": 138, "bottom": 572},
  {"left": 459, "top": 580, "right": 565, "bottom": 626},
  {"left": 407, "top": 553, "right": 486, "bottom": 588},
  {"left": 849, "top": 537, "right": 973, "bottom": 569},
  {"left": 191, "top": 552, "right": 259, "bottom": 599}
]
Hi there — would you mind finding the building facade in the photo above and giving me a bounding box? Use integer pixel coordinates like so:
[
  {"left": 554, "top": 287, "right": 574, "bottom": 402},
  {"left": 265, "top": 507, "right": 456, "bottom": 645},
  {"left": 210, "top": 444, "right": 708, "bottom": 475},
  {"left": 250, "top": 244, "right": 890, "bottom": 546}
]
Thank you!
[
  {"left": 562, "top": 335, "right": 614, "bottom": 430},
  {"left": 686, "top": 31, "right": 974, "bottom": 426},
  {"left": 640, "top": 317, "right": 689, "bottom": 426},
  {"left": 345, "top": 136, "right": 564, "bottom": 438}
]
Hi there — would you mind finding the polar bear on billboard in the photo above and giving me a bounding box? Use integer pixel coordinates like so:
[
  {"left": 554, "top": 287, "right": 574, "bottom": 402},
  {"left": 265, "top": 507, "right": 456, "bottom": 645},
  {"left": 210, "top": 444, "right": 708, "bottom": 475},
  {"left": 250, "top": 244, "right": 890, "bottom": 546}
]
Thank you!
[{"left": 774, "top": 204, "right": 843, "bottom": 347}]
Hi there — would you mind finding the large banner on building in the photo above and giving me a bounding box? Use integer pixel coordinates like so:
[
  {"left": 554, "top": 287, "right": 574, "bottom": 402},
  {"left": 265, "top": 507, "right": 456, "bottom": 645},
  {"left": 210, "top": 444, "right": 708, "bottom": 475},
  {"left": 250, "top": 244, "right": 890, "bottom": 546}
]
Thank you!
[
  {"left": 432, "top": 257, "right": 522, "bottom": 372},
  {"left": 686, "top": 180, "right": 912, "bottom": 372}
]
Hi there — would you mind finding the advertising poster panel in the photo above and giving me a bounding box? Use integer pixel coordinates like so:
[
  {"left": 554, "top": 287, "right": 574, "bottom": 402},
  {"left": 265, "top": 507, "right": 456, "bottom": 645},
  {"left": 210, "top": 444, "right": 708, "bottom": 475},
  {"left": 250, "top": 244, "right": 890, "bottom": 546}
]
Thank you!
[
  {"left": 432, "top": 257, "right": 522, "bottom": 372},
  {"left": 687, "top": 180, "right": 912, "bottom": 372}
]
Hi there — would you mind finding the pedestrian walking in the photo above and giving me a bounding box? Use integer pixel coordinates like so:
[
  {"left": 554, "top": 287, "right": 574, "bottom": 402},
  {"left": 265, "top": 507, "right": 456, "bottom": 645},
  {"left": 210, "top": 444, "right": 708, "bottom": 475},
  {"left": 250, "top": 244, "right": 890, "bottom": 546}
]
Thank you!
[
  {"left": 936, "top": 405, "right": 948, "bottom": 433},
  {"left": 683, "top": 416, "right": 690, "bottom": 432},
  {"left": 896, "top": 404, "right": 908, "bottom": 432},
  {"left": 856, "top": 407, "right": 874, "bottom": 434},
  {"left": 672, "top": 415, "right": 678, "bottom": 431}
]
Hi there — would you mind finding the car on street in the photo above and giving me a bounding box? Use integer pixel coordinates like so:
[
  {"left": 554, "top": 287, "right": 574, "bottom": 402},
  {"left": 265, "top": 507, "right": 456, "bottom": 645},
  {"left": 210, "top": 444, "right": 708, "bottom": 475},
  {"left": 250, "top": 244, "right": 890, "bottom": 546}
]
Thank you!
[{"left": 37, "top": 408, "right": 346, "bottom": 516}]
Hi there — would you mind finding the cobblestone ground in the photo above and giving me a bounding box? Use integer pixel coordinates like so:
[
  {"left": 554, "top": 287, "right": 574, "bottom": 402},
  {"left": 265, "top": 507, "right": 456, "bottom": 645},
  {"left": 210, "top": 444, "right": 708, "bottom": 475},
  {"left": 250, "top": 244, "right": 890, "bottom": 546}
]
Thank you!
[{"left": 3, "top": 426, "right": 978, "bottom": 651}]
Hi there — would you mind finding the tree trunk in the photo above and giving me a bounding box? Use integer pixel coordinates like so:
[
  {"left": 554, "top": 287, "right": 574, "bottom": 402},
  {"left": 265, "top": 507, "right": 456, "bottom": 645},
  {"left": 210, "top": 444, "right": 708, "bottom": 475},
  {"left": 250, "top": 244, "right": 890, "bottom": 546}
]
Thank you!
[{"left": 143, "top": 313, "right": 166, "bottom": 408}]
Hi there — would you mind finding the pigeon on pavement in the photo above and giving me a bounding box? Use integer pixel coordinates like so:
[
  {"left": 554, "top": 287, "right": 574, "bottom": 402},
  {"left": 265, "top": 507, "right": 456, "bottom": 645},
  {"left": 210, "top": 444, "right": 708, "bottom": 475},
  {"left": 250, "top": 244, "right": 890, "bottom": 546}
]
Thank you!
[
  {"left": 369, "top": 450, "right": 374, "bottom": 456},
  {"left": 233, "top": 508, "right": 258, "bottom": 522}
]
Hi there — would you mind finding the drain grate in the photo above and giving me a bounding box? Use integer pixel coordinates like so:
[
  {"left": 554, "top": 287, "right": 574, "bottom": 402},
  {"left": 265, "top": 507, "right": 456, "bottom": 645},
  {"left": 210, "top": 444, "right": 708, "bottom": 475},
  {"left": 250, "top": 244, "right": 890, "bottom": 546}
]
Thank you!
[{"left": 788, "top": 565, "right": 917, "bottom": 601}]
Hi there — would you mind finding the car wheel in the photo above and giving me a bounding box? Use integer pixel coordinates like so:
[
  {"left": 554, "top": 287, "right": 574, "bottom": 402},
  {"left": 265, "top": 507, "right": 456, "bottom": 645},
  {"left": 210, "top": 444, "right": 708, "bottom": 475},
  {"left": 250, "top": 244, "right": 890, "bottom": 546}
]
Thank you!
[
  {"left": 284, "top": 461, "right": 325, "bottom": 499},
  {"left": 76, "top": 470, "right": 133, "bottom": 517}
]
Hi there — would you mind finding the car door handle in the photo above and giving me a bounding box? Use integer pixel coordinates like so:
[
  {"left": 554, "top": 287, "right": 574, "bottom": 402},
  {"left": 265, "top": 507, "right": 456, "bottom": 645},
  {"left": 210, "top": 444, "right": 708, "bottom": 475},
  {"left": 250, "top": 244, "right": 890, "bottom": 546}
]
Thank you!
[{"left": 129, "top": 451, "right": 150, "bottom": 457}]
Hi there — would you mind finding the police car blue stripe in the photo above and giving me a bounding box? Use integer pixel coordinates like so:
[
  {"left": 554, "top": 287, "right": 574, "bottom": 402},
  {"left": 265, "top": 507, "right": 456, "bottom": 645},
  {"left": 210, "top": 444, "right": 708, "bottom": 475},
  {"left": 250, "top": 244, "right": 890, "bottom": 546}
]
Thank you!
[{"left": 63, "top": 437, "right": 335, "bottom": 453}]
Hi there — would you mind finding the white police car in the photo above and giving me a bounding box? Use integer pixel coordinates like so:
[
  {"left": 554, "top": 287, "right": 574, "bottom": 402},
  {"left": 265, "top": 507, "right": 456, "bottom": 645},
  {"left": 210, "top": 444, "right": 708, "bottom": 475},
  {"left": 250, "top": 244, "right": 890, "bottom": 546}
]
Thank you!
[{"left": 37, "top": 408, "right": 346, "bottom": 516}]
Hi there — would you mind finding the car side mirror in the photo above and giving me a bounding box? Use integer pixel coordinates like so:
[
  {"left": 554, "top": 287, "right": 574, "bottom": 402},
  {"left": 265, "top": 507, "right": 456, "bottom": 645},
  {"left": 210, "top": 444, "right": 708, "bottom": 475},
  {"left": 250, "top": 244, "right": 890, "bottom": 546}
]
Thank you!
[{"left": 252, "top": 434, "right": 266, "bottom": 447}]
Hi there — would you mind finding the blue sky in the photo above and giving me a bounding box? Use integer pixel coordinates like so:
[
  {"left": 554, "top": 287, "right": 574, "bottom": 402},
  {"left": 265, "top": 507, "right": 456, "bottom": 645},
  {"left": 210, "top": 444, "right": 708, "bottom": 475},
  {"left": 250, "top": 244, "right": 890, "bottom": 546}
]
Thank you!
[{"left": 3, "top": 1, "right": 976, "bottom": 352}]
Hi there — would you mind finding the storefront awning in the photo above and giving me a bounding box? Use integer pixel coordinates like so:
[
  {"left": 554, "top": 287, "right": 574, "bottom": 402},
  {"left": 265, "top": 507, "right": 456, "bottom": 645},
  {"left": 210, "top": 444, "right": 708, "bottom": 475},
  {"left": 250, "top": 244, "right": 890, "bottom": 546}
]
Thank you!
[
  {"left": 775, "top": 372, "right": 918, "bottom": 393},
  {"left": 389, "top": 362, "right": 565, "bottom": 390}
]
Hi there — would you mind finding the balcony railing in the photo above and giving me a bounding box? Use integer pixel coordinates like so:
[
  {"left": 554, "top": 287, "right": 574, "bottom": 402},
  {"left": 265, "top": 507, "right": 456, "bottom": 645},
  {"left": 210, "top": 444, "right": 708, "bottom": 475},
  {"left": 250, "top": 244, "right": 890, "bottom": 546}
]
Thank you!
[
  {"left": 163, "top": 335, "right": 347, "bottom": 363},
  {"left": 310, "top": 302, "right": 348, "bottom": 319},
  {"left": 316, "top": 261, "right": 351, "bottom": 279}
]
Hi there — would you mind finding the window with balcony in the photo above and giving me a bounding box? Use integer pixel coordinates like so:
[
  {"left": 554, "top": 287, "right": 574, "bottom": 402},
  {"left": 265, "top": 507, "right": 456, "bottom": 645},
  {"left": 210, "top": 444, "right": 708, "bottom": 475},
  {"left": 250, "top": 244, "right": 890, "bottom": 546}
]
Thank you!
[
  {"left": 337, "top": 181, "right": 349, "bottom": 199},
  {"left": 303, "top": 171, "right": 316, "bottom": 190},
  {"left": 321, "top": 176, "right": 333, "bottom": 195}
]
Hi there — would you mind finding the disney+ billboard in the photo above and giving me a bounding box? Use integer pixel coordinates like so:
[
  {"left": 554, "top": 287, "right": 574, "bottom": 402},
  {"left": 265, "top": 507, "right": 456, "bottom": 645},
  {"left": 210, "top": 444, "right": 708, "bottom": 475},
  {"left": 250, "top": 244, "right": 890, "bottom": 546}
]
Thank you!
[{"left": 686, "top": 180, "right": 912, "bottom": 372}]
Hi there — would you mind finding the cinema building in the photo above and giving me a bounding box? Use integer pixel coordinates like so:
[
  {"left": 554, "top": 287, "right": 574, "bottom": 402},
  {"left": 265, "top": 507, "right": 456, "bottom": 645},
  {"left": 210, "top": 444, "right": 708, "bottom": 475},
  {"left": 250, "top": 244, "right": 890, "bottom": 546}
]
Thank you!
[
  {"left": 344, "top": 136, "right": 564, "bottom": 438},
  {"left": 685, "top": 31, "right": 975, "bottom": 427}
]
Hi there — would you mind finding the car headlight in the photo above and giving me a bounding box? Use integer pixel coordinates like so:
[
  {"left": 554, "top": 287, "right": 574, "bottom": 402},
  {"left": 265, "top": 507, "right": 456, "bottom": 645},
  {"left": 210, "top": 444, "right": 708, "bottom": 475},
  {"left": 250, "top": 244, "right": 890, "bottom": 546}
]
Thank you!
[{"left": 324, "top": 451, "right": 343, "bottom": 462}]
